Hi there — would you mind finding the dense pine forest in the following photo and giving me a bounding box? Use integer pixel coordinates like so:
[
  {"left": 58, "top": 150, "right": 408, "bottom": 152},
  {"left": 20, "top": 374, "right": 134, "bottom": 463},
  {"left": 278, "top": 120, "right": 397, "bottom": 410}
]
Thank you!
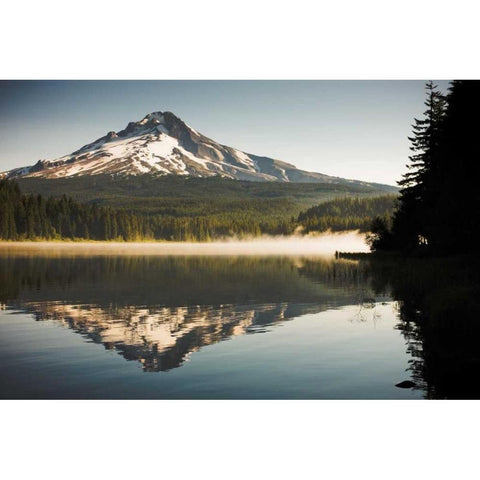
[
  {"left": 0, "top": 179, "right": 154, "bottom": 241},
  {"left": 0, "top": 177, "right": 395, "bottom": 241},
  {"left": 16, "top": 175, "right": 395, "bottom": 217},
  {"left": 368, "top": 80, "right": 480, "bottom": 255},
  {"left": 298, "top": 195, "right": 396, "bottom": 233}
]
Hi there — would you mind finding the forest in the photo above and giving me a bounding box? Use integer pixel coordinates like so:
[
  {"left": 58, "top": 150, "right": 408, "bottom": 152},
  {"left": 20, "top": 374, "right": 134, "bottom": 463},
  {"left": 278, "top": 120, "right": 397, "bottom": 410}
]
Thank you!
[
  {"left": 7, "top": 80, "right": 478, "bottom": 246},
  {"left": 298, "top": 195, "right": 396, "bottom": 233},
  {"left": 0, "top": 177, "right": 395, "bottom": 241},
  {"left": 368, "top": 80, "right": 480, "bottom": 255}
]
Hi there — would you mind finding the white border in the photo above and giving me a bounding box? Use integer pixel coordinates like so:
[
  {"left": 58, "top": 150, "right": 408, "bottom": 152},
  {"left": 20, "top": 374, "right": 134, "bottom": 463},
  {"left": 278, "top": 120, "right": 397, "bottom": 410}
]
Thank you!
[
  {"left": 1, "top": 1, "right": 479, "bottom": 79},
  {"left": 1, "top": 1, "right": 478, "bottom": 478},
  {"left": 1, "top": 400, "right": 478, "bottom": 479}
]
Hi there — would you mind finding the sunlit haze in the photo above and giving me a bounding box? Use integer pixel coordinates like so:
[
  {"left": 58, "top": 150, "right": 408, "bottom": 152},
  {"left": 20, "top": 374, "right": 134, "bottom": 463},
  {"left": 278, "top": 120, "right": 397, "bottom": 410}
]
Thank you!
[{"left": 0, "top": 231, "right": 369, "bottom": 256}]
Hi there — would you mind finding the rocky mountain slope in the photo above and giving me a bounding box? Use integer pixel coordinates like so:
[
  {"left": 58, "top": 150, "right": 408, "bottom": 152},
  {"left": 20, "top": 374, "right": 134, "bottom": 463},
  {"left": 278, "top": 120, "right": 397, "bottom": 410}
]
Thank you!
[{"left": 3, "top": 111, "right": 393, "bottom": 188}]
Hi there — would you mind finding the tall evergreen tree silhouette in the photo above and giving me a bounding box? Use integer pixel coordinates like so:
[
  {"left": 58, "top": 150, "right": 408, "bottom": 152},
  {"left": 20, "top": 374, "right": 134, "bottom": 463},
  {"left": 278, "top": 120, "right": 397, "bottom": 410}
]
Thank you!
[
  {"left": 369, "top": 80, "right": 480, "bottom": 255},
  {"left": 391, "top": 82, "right": 447, "bottom": 251},
  {"left": 428, "top": 80, "right": 480, "bottom": 253}
]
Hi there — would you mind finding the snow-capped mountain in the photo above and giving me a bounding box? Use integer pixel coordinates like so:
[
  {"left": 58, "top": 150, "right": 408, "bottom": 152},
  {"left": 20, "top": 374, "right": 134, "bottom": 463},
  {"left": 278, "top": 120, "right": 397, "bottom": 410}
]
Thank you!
[{"left": 3, "top": 111, "right": 386, "bottom": 187}]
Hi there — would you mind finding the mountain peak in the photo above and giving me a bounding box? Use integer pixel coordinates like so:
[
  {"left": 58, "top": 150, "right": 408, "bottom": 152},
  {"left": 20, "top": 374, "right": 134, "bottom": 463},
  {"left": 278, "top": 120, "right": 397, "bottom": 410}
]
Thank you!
[{"left": 1, "top": 111, "right": 395, "bottom": 190}]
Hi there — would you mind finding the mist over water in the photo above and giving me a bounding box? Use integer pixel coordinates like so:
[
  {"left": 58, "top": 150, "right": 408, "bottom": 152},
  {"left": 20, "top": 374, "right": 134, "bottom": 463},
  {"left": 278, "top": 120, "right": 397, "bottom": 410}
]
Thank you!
[{"left": 0, "top": 230, "right": 369, "bottom": 256}]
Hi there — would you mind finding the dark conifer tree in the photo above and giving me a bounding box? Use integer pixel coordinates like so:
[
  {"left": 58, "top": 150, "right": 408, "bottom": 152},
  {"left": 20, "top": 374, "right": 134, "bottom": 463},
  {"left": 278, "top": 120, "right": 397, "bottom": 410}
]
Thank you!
[
  {"left": 370, "top": 80, "right": 480, "bottom": 255},
  {"left": 428, "top": 80, "right": 480, "bottom": 253},
  {"left": 391, "top": 81, "right": 447, "bottom": 251}
]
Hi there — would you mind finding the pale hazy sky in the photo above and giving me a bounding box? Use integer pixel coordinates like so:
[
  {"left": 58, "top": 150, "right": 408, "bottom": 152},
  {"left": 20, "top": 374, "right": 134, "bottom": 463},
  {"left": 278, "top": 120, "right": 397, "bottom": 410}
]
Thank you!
[{"left": 0, "top": 80, "right": 450, "bottom": 185}]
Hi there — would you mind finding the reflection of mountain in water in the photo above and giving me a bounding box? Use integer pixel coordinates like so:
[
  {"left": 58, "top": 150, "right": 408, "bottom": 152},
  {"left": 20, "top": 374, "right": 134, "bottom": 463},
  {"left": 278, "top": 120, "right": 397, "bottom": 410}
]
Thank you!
[
  {"left": 0, "top": 255, "right": 376, "bottom": 371},
  {"left": 4, "top": 251, "right": 478, "bottom": 397},
  {"left": 24, "top": 302, "right": 330, "bottom": 371}
]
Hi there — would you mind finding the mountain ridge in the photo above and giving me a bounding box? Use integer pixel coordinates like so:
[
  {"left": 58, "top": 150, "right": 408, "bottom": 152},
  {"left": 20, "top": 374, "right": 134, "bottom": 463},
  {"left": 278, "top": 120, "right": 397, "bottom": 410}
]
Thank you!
[{"left": 3, "top": 111, "right": 395, "bottom": 190}]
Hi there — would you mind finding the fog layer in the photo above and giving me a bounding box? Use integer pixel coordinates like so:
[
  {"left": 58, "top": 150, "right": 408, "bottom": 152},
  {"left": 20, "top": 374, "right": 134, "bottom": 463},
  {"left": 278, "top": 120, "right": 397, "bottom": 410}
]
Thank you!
[{"left": 0, "top": 231, "right": 368, "bottom": 256}]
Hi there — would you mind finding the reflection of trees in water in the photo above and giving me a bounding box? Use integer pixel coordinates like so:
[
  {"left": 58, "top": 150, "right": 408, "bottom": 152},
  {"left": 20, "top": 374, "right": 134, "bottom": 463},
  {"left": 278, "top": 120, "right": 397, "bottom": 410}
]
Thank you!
[
  {"left": 0, "top": 255, "right": 372, "bottom": 307},
  {"left": 7, "top": 252, "right": 477, "bottom": 394},
  {"left": 0, "top": 254, "right": 379, "bottom": 372},
  {"left": 364, "top": 255, "right": 480, "bottom": 399}
]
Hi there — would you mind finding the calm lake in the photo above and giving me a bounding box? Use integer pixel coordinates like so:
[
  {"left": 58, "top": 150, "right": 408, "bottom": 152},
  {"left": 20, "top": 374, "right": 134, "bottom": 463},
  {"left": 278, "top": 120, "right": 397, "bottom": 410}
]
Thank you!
[{"left": 0, "top": 239, "right": 428, "bottom": 399}]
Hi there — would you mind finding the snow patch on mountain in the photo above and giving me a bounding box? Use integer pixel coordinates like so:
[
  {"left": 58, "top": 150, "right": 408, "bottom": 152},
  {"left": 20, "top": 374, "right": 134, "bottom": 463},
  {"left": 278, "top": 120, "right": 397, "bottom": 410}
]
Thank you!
[
  {"left": 1, "top": 110, "right": 397, "bottom": 191},
  {"left": 148, "top": 134, "right": 179, "bottom": 158}
]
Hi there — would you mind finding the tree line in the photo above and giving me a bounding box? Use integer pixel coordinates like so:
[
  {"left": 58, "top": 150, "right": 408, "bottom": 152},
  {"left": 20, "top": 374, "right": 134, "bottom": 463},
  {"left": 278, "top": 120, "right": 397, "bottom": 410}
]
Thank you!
[
  {"left": 0, "top": 177, "right": 395, "bottom": 241},
  {"left": 368, "top": 80, "right": 480, "bottom": 255},
  {"left": 0, "top": 179, "right": 153, "bottom": 241},
  {"left": 298, "top": 195, "right": 396, "bottom": 233},
  {"left": 0, "top": 178, "right": 295, "bottom": 241}
]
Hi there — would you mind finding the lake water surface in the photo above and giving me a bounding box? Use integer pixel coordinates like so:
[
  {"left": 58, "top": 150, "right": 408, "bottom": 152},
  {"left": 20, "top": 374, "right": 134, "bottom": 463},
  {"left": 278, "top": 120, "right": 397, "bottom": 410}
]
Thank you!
[{"left": 0, "top": 240, "right": 424, "bottom": 399}]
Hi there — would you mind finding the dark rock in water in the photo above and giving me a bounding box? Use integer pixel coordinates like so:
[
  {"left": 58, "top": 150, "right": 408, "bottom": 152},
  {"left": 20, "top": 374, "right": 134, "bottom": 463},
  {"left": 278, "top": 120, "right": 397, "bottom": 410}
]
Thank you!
[{"left": 395, "top": 380, "right": 416, "bottom": 389}]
